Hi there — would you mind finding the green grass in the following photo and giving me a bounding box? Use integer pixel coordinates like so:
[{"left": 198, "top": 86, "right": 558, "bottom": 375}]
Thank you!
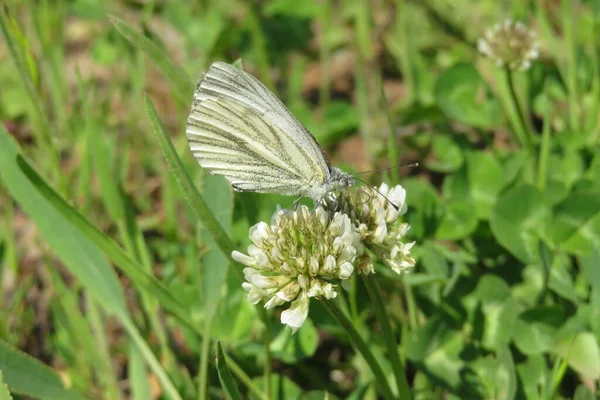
[{"left": 1, "top": 1, "right": 600, "bottom": 399}]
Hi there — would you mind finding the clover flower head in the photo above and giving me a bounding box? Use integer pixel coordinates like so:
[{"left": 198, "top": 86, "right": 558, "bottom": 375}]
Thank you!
[
  {"left": 232, "top": 205, "right": 363, "bottom": 331},
  {"left": 478, "top": 19, "right": 539, "bottom": 71},
  {"left": 337, "top": 183, "right": 415, "bottom": 275}
]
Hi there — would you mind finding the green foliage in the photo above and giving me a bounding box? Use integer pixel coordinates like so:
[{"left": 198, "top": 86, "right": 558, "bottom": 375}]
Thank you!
[{"left": 1, "top": 1, "right": 600, "bottom": 399}]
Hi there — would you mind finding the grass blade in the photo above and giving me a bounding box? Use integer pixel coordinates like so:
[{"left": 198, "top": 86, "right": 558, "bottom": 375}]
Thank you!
[
  {"left": 110, "top": 15, "right": 193, "bottom": 102},
  {"left": 145, "top": 95, "right": 236, "bottom": 259},
  {"left": 0, "top": 8, "right": 64, "bottom": 189},
  {"left": 216, "top": 342, "right": 241, "bottom": 400},
  {"left": 14, "top": 153, "right": 198, "bottom": 334}
]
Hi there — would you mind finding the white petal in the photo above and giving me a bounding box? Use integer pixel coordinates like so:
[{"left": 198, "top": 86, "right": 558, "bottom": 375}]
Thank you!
[
  {"left": 338, "top": 262, "right": 354, "bottom": 279},
  {"left": 250, "top": 273, "right": 276, "bottom": 289},
  {"left": 309, "top": 256, "right": 319, "bottom": 276},
  {"left": 264, "top": 295, "right": 285, "bottom": 309},
  {"left": 322, "top": 283, "right": 337, "bottom": 299},
  {"left": 297, "top": 274, "right": 309, "bottom": 289},
  {"left": 249, "top": 222, "right": 269, "bottom": 246},
  {"left": 232, "top": 251, "right": 255, "bottom": 266},
  {"left": 373, "top": 220, "right": 388, "bottom": 244},
  {"left": 280, "top": 295, "right": 309, "bottom": 332},
  {"left": 324, "top": 255, "right": 336, "bottom": 274}
]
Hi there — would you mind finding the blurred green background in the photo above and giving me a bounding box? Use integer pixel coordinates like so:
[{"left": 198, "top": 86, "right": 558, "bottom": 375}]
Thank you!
[{"left": 1, "top": 0, "right": 600, "bottom": 399}]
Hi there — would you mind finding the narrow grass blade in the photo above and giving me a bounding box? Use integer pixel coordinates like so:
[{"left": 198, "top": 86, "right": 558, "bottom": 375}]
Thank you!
[
  {"left": 0, "top": 8, "right": 63, "bottom": 188},
  {"left": 216, "top": 342, "right": 241, "bottom": 400},
  {"left": 110, "top": 15, "right": 193, "bottom": 102},
  {"left": 14, "top": 153, "right": 195, "bottom": 326},
  {"left": 129, "top": 344, "right": 151, "bottom": 400},
  {"left": 122, "top": 318, "right": 183, "bottom": 400},
  {"left": 0, "top": 127, "right": 182, "bottom": 400},
  {"left": 0, "top": 340, "right": 83, "bottom": 400},
  {"left": 47, "top": 267, "right": 120, "bottom": 398},
  {"left": 145, "top": 95, "right": 236, "bottom": 259},
  {"left": 0, "top": 127, "right": 127, "bottom": 318}
]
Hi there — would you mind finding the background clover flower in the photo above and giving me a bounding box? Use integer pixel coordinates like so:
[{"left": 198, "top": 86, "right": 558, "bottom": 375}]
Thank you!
[
  {"left": 337, "top": 183, "right": 415, "bottom": 275},
  {"left": 232, "top": 205, "right": 362, "bottom": 331},
  {"left": 478, "top": 19, "right": 539, "bottom": 71}
]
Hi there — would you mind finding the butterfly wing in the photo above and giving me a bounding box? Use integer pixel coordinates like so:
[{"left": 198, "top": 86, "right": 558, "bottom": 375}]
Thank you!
[{"left": 186, "top": 62, "right": 331, "bottom": 195}]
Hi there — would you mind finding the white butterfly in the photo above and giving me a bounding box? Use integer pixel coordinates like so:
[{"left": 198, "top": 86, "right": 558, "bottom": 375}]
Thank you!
[{"left": 185, "top": 61, "right": 355, "bottom": 204}]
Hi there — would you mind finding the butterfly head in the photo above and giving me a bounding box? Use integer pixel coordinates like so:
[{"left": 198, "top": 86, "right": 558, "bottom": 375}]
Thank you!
[{"left": 330, "top": 168, "right": 356, "bottom": 190}]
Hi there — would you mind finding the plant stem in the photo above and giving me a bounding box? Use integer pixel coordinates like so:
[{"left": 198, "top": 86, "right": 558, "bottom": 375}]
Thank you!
[
  {"left": 405, "top": 283, "right": 418, "bottom": 330},
  {"left": 504, "top": 67, "right": 534, "bottom": 153},
  {"left": 562, "top": 0, "right": 580, "bottom": 134},
  {"left": 362, "top": 275, "right": 410, "bottom": 399},
  {"left": 323, "top": 300, "right": 395, "bottom": 400},
  {"left": 198, "top": 317, "right": 213, "bottom": 400},
  {"left": 378, "top": 74, "right": 400, "bottom": 184},
  {"left": 225, "top": 354, "right": 269, "bottom": 400},
  {"left": 258, "top": 307, "right": 272, "bottom": 400},
  {"left": 537, "top": 96, "right": 552, "bottom": 191}
]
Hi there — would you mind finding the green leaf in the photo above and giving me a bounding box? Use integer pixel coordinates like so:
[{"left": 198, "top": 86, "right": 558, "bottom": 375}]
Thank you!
[
  {"left": 556, "top": 332, "right": 600, "bottom": 379},
  {"left": 513, "top": 307, "right": 563, "bottom": 355},
  {"left": 216, "top": 342, "right": 241, "bottom": 400},
  {"left": 465, "top": 151, "right": 504, "bottom": 219},
  {"left": 551, "top": 191, "right": 600, "bottom": 249},
  {"left": 472, "top": 348, "right": 516, "bottom": 400},
  {"left": 271, "top": 320, "right": 318, "bottom": 363},
  {"left": 434, "top": 63, "right": 502, "bottom": 128},
  {"left": 496, "top": 346, "right": 517, "bottom": 400},
  {"left": 426, "top": 134, "right": 464, "bottom": 173},
  {"left": 548, "top": 254, "right": 579, "bottom": 303},
  {"left": 406, "top": 315, "right": 454, "bottom": 361},
  {"left": 435, "top": 200, "right": 478, "bottom": 240},
  {"left": 579, "top": 247, "right": 600, "bottom": 338},
  {"left": 110, "top": 16, "right": 193, "bottom": 102},
  {"left": 517, "top": 355, "right": 547, "bottom": 400},
  {"left": 201, "top": 172, "right": 233, "bottom": 312},
  {"left": 421, "top": 331, "right": 465, "bottom": 390},
  {"left": 474, "top": 276, "right": 517, "bottom": 350},
  {"left": 573, "top": 384, "right": 595, "bottom": 400},
  {"left": 490, "top": 185, "right": 549, "bottom": 263},
  {"left": 0, "top": 371, "right": 12, "bottom": 400},
  {"left": 0, "top": 340, "right": 83, "bottom": 400}
]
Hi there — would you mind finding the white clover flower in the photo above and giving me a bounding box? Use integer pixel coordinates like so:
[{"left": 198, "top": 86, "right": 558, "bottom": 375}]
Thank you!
[
  {"left": 478, "top": 19, "right": 539, "bottom": 71},
  {"left": 337, "top": 183, "right": 416, "bottom": 275},
  {"left": 232, "top": 205, "right": 363, "bottom": 332}
]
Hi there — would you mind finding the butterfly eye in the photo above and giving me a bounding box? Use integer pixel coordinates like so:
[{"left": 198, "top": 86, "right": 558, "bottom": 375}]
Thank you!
[{"left": 340, "top": 178, "right": 348, "bottom": 186}]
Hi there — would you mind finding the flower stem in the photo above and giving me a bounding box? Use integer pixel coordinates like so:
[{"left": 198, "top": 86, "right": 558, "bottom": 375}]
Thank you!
[
  {"left": 257, "top": 306, "right": 272, "bottom": 399},
  {"left": 323, "top": 299, "right": 395, "bottom": 400},
  {"left": 198, "top": 317, "right": 213, "bottom": 400},
  {"left": 362, "top": 274, "right": 410, "bottom": 399},
  {"left": 537, "top": 96, "right": 552, "bottom": 191},
  {"left": 504, "top": 67, "right": 534, "bottom": 154}
]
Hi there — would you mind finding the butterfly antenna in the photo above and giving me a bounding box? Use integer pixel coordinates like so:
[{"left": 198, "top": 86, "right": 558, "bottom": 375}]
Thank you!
[
  {"left": 353, "top": 176, "right": 400, "bottom": 211},
  {"left": 352, "top": 163, "right": 419, "bottom": 176}
]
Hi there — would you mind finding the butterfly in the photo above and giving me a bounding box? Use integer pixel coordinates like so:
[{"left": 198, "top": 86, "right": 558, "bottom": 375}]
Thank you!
[{"left": 185, "top": 61, "right": 355, "bottom": 205}]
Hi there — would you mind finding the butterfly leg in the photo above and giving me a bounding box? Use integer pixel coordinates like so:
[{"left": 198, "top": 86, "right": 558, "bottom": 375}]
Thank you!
[
  {"left": 310, "top": 197, "right": 324, "bottom": 215},
  {"left": 293, "top": 196, "right": 304, "bottom": 210}
]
